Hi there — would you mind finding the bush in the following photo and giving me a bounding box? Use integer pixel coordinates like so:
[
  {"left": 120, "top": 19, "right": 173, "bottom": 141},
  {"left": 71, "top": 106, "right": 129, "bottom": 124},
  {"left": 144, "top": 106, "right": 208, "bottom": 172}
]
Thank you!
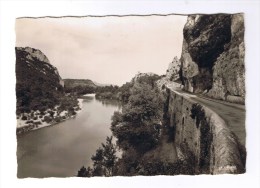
[
  {"left": 21, "top": 116, "right": 27, "bottom": 120},
  {"left": 190, "top": 103, "right": 205, "bottom": 128},
  {"left": 43, "top": 116, "right": 52, "bottom": 123},
  {"left": 161, "top": 84, "right": 166, "bottom": 90},
  {"left": 138, "top": 159, "right": 195, "bottom": 176},
  {"left": 26, "top": 120, "right": 33, "bottom": 124},
  {"left": 111, "top": 82, "right": 163, "bottom": 154},
  {"left": 48, "top": 110, "right": 54, "bottom": 117},
  {"left": 35, "top": 121, "right": 42, "bottom": 125},
  {"left": 77, "top": 166, "right": 92, "bottom": 177},
  {"left": 114, "top": 147, "right": 140, "bottom": 176},
  {"left": 77, "top": 136, "right": 118, "bottom": 177},
  {"left": 54, "top": 116, "right": 62, "bottom": 122}
]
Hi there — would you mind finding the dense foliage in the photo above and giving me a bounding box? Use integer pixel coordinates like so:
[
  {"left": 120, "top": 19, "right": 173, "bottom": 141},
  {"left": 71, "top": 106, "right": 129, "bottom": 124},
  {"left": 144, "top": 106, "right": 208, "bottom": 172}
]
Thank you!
[
  {"left": 77, "top": 136, "right": 117, "bottom": 177},
  {"left": 16, "top": 47, "right": 65, "bottom": 114},
  {"left": 95, "top": 73, "right": 161, "bottom": 103},
  {"left": 111, "top": 83, "right": 163, "bottom": 153},
  {"left": 78, "top": 73, "right": 196, "bottom": 176},
  {"left": 16, "top": 47, "right": 79, "bottom": 133},
  {"left": 95, "top": 85, "right": 121, "bottom": 100},
  {"left": 63, "top": 79, "right": 96, "bottom": 95},
  {"left": 95, "top": 83, "right": 133, "bottom": 103}
]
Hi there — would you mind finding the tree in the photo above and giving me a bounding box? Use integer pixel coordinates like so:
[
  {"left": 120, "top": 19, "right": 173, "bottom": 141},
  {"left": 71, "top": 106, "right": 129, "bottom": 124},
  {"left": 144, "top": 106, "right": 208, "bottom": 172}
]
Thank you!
[
  {"left": 111, "top": 82, "right": 163, "bottom": 153},
  {"left": 101, "top": 136, "right": 118, "bottom": 176},
  {"left": 77, "top": 166, "right": 92, "bottom": 177},
  {"left": 81, "top": 136, "right": 118, "bottom": 177},
  {"left": 91, "top": 147, "right": 104, "bottom": 176}
]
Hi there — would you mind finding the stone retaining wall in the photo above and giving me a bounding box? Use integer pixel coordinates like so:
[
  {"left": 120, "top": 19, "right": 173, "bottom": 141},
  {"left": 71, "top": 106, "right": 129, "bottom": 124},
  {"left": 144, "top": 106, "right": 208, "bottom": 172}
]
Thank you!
[{"left": 164, "top": 87, "right": 245, "bottom": 174}]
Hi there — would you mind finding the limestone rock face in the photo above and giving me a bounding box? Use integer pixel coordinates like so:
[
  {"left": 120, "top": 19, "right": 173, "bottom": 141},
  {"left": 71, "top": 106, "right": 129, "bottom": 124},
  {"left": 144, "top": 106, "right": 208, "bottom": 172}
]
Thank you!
[
  {"left": 180, "top": 14, "right": 245, "bottom": 103},
  {"left": 207, "top": 14, "right": 245, "bottom": 103},
  {"left": 166, "top": 56, "right": 181, "bottom": 81},
  {"left": 133, "top": 72, "right": 157, "bottom": 81},
  {"left": 17, "top": 46, "right": 51, "bottom": 64}
]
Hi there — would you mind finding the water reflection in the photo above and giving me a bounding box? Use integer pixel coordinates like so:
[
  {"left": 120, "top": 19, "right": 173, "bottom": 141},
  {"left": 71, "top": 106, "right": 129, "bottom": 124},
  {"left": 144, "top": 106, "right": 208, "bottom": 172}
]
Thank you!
[
  {"left": 17, "top": 94, "right": 121, "bottom": 178},
  {"left": 96, "top": 98, "right": 122, "bottom": 109}
]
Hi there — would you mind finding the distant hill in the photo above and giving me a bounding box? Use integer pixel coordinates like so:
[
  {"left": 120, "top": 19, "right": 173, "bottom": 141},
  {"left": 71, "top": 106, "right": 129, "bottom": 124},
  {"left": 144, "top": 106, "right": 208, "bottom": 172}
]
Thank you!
[
  {"left": 63, "top": 79, "right": 97, "bottom": 88},
  {"left": 95, "top": 72, "right": 160, "bottom": 102},
  {"left": 16, "top": 47, "right": 64, "bottom": 114},
  {"left": 93, "top": 81, "right": 111, "bottom": 87},
  {"left": 63, "top": 79, "right": 97, "bottom": 94}
]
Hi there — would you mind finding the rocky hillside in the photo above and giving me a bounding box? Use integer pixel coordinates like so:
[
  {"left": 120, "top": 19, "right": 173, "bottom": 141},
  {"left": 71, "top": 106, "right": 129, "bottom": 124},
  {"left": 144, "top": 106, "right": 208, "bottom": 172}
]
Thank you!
[
  {"left": 63, "top": 79, "right": 96, "bottom": 88},
  {"left": 16, "top": 47, "right": 81, "bottom": 134},
  {"left": 16, "top": 47, "right": 64, "bottom": 114},
  {"left": 63, "top": 79, "right": 97, "bottom": 94},
  {"left": 180, "top": 14, "right": 245, "bottom": 104}
]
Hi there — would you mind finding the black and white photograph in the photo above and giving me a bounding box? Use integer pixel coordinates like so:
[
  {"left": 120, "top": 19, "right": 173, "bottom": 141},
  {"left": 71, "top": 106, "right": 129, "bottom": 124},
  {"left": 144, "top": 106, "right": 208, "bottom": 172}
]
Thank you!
[
  {"left": 15, "top": 13, "right": 246, "bottom": 178},
  {"left": 0, "top": 0, "right": 260, "bottom": 188}
]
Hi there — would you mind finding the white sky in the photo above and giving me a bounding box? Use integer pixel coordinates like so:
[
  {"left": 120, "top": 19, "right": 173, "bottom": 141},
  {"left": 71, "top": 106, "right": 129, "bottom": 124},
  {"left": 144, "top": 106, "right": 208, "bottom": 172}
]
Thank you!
[{"left": 16, "top": 16, "right": 187, "bottom": 86}]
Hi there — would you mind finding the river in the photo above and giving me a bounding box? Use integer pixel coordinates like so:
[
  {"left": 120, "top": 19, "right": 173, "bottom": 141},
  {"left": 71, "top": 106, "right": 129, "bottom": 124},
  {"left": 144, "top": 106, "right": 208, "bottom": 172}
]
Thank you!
[{"left": 16, "top": 94, "right": 121, "bottom": 178}]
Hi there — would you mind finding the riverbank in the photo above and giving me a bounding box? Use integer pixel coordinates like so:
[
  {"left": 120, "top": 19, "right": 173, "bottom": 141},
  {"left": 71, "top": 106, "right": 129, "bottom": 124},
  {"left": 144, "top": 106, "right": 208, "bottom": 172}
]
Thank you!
[
  {"left": 16, "top": 99, "right": 83, "bottom": 135},
  {"left": 17, "top": 93, "right": 121, "bottom": 178}
]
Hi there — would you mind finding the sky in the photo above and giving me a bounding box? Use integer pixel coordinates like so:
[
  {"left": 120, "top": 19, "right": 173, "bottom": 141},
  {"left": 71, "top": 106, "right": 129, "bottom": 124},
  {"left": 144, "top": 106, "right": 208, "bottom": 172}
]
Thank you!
[{"left": 16, "top": 15, "right": 187, "bottom": 86}]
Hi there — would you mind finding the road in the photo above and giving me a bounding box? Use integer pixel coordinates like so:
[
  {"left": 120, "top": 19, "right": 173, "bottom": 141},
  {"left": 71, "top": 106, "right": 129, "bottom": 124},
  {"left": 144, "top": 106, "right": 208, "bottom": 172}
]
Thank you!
[{"left": 167, "top": 83, "right": 246, "bottom": 146}]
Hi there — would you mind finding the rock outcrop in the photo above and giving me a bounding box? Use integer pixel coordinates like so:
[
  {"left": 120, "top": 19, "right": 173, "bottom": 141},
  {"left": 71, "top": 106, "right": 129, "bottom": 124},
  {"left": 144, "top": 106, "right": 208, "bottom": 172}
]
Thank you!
[
  {"left": 166, "top": 56, "right": 181, "bottom": 81},
  {"left": 180, "top": 14, "right": 245, "bottom": 104},
  {"left": 19, "top": 47, "right": 50, "bottom": 64},
  {"left": 133, "top": 72, "right": 158, "bottom": 82}
]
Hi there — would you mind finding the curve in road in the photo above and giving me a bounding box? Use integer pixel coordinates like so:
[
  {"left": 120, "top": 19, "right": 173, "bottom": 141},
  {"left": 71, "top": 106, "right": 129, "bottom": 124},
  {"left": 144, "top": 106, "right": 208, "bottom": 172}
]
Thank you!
[{"left": 173, "top": 87, "right": 246, "bottom": 146}]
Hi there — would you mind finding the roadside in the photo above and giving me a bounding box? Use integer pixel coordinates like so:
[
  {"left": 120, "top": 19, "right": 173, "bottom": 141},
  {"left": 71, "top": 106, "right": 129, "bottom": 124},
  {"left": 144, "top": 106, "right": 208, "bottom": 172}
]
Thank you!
[{"left": 171, "top": 85, "right": 246, "bottom": 146}]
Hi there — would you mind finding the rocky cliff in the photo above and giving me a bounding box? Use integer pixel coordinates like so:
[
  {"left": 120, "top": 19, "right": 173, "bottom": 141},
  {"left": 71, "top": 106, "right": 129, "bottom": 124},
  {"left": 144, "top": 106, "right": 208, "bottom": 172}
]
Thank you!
[
  {"left": 16, "top": 47, "right": 64, "bottom": 113},
  {"left": 166, "top": 56, "right": 181, "bottom": 81},
  {"left": 180, "top": 14, "right": 245, "bottom": 104}
]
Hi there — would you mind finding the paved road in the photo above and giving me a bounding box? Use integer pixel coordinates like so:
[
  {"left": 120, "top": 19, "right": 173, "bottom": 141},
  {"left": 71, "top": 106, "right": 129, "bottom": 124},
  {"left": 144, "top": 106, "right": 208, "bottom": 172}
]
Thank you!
[
  {"left": 168, "top": 83, "right": 246, "bottom": 146},
  {"left": 192, "top": 95, "right": 245, "bottom": 146}
]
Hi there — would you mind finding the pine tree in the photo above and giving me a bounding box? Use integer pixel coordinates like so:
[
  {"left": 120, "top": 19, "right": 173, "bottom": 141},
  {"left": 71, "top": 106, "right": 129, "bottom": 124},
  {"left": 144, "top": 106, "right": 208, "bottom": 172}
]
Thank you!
[{"left": 102, "top": 136, "right": 117, "bottom": 176}]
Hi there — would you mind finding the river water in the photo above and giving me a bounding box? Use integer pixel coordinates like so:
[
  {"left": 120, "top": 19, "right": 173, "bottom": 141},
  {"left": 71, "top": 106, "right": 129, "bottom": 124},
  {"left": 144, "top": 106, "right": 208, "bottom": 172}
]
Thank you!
[{"left": 17, "top": 94, "right": 121, "bottom": 178}]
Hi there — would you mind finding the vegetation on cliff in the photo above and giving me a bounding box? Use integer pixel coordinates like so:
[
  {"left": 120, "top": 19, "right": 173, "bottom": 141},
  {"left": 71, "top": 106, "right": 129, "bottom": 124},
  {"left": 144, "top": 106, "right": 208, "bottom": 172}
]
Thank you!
[
  {"left": 95, "top": 85, "right": 122, "bottom": 100},
  {"left": 16, "top": 47, "right": 80, "bottom": 134},
  {"left": 16, "top": 47, "right": 64, "bottom": 114},
  {"left": 63, "top": 79, "right": 97, "bottom": 95},
  {"left": 95, "top": 73, "right": 162, "bottom": 103}
]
